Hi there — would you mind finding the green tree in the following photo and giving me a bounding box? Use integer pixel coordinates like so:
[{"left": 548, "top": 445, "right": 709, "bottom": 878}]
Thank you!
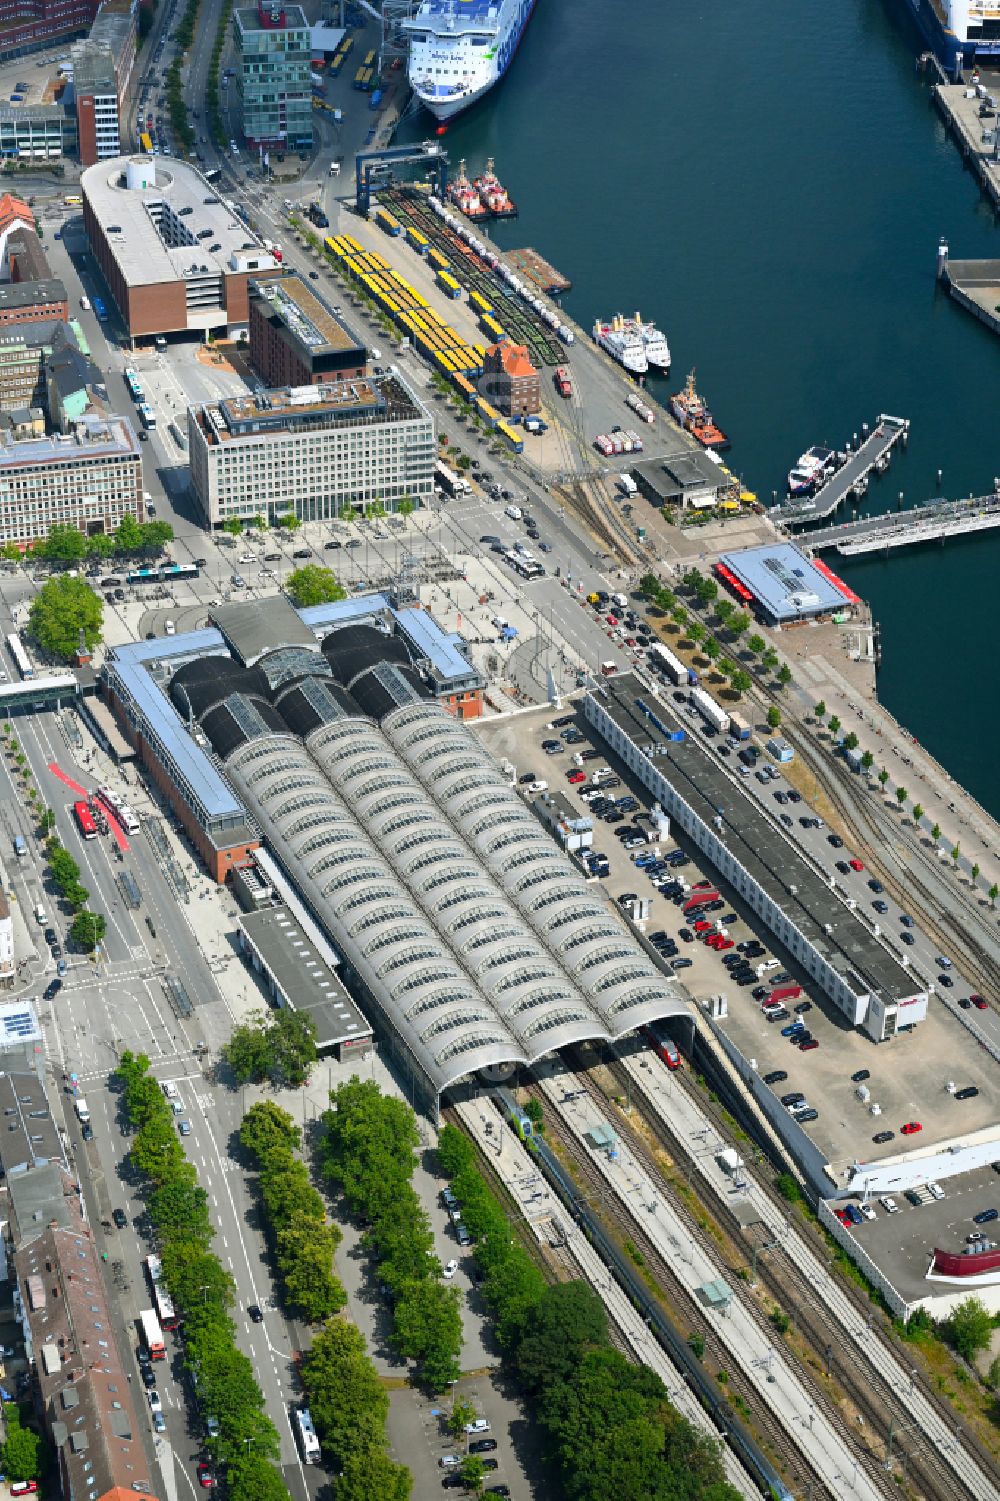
[
  {"left": 746, "top": 633, "right": 766, "bottom": 656},
  {"left": 0, "top": 1411, "right": 42, "bottom": 1482},
  {"left": 951, "top": 843, "right": 961, "bottom": 866},
  {"left": 62, "top": 880, "right": 90, "bottom": 912},
  {"left": 654, "top": 587, "right": 675, "bottom": 614},
  {"left": 766, "top": 705, "right": 782, "bottom": 730},
  {"left": 456, "top": 454, "right": 472, "bottom": 471},
  {"left": 762, "top": 647, "right": 779, "bottom": 671},
  {"left": 71, "top": 909, "right": 106, "bottom": 949},
  {"left": 391, "top": 1276, "right": 462, "bottom": 1389},
  {"left": 842, "top": 731, "right": 859, "bottom": 752},
  {"left": 638, "top": 573, "right": 659, "bottom": 598},
  {"left": 516, "top": 1280, "right": 609, "bottom": 1395},
  {"left": 398, "top": 496, "right": 415, "bottom": 517},
  {"left": 276, "top": 512, "right": 302, "bottom": 530},
  {"left": 340, "top": 504, "right": 358, "bottom": 523},
  {"left": 303, "top": 1319, "right": 390, "bottom": 1468},
  {"left": 688, "top": 622, "right": 705, "bottom": 645},
  {"left": 226, "top": 1453, "right": 291, "bottom": 1501},
  {"left": 149, "top": 1178, "right": 214, "bottom": 1243},
  {"left": 458, "top": 1455, "right": 486, "bottom": 1493},
  {"left": 286, "top": 565, "right": 346, "bottom": 608},
  {"left": 114, "top": 514, "right": 145, "bottom": 555},
  {"left": 86, "top": 531, "right": 115, "bottom": 559},
  {"left": 222, "top": 1013, "right": 272, "bottom": 1083},
  {"left": 275, "top": 1212, "right": 346, "bottom": 1322},
  {"left": 777, "top": 663, "right": 792, "bottom": 687},
  {"left": 695, "top": 576, "right": 717, "bottom": 605},
  {"left": 449, "top": 1398, "right": 478, "bottom": 1438},
  {"left": 335, "top": 1448, "right": 412, "bottom": 1501},
  {"left": 0, "top": 543, "right": 22, "bottom": 563},
  {"left": 828, "top": 715, "right": 841, "bottom": 737},
  {"left": 40, "top": 522, "right": 86, "bottom": 562},
  {"left": 990, "top": 883, "right": 999, "bottom": 908},
  {"left": 949, "top": 1296, "right": 993, "bottom": 1361},
  {"left": 140, "top": 520, "right": 175, "bottom": 551},
  {"left": 714, "top": 598, "right": 734, "bottom": 623},
  {"left": 252, "top": 513, "right": 268, "bottom": 530},
  {"left": 895, "top": 786, "right": 908, "bottom": 806},
  {"left": 729, "top": 668, "right": 752, "bottom": 696},
  {"left": 728, "top": 610, "right": 749, "bottom": 638},
  {"left": 911, "top": 802, "right": 923, "bottom": 823},
  {"left": 861, "top": 750, "right": 874, "bottom": 772},
  {"left": 222, "top": 517, "right": 243, "bottom": 536},
  {"left": 522, "top": 1096, "right": 544, "bottom": 1130},
  {"left": 931, "top": 822, "right": 941, "bottom": 842},
  {"left": 971, "top": 862, "right": 981, "bottom": 884},
  {"left": 28, "top": 575, "right": 103, "bottom": 660},
  {"left": 813, "top": 700, "right": 826, "bottom": 720},
  {"left": 240, "top": 1100, "right": 300, "bottom": 1160},
  {"left": 704, "top": 637, "right": 720, "bottom": 663},
  {"left": 671, "top": 605, "right": 687, "bottom": 629},
  {"left": 879, "top": 768, "right": 890, "bottom": 789}
]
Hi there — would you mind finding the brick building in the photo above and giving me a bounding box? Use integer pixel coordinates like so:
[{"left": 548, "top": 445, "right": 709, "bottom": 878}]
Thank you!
[
  {"left": 0, "top": 278, "right": 69, "bottom": 329},
  {"left": 0, "top": 0, "right": 98, "bottom": 62},
  {"left": 248, "top": 272, "right": 366, "bottom": 390},
  {"left": 0, "top": 194, "right": 35, "bottom": 276},
  {"left": 82, "top": 154, "right": 282, "bottom": 338},
  {"left": 73, "top": 0, "right": 137, "bottom": 165},
  {"left": 479, "top": 337, "right": 540, "bottom": 418},
  {"left": 6, "top": 226, "right": 53, "bottom": 284}
]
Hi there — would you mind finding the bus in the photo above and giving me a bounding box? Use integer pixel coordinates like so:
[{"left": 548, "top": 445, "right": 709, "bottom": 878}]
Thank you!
[
  {"left": 73, "top": 801, "right": 98, "bottom": 841},
  {"left": 154, "top": 1285, "right": 179, "bottom": 1331},
  {"left": 138, "top": 403, "right": 156, "bottom": 431},
  {"left": 125, "top": 563, "right": 199, "bottom": 586},
  {"left": 124, "top": 369, "right": 143, "bottom": 402},
  {"left": 140, "top": 131, "right": 153, "bottom": 153},
  {"left": 6, "top": 633, "right": 33, "bottom": 680},
  {"left": 294, "top": 1408, "right": 321, "bottom": 1464},
  {"left": 93, "top": 296, "right": 108, "bottom": 322},
  {"left": 95, "top": 786, "right": 140, "bottom": 835},
  {"left": 139, "top": 1308, "right": 166, "bottom": 1361},
  {"left": 642, "top": 1019, "right": 682, "bottom": 1071},
  {"left": 144, "top": 1253, "right": 163, "bottom": 1286}
]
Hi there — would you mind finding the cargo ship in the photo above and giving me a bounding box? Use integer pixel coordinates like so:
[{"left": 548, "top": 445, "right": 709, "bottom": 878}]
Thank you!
[
  {"left": 897, "top": 0, "right": 1000, "bottom": 70},
  {"left": 474, "top": 158, "right": 517, "bottom": 218},
  {"left": 592, "top": 312, "right": 671, "bottom": 376},
  {"left": 404, "top": 0, "right": 538, "bottom": 123},
  {"left": 669, "top": 370, "right": 730, "bottom": 451}
]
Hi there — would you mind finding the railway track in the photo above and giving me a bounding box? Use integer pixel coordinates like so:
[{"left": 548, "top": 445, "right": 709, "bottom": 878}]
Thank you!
[
  {"left": 591, "top": 1054, "right": 984, "bottom": 1501},
  {"left": 530, "top": 1071, "right": 898, "bottom": 1501}
]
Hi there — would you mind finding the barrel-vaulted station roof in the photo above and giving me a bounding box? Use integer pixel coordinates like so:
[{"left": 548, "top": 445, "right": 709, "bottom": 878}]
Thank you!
[{"left": 121, "top": 597, "right": 689, "bottom": 1103}]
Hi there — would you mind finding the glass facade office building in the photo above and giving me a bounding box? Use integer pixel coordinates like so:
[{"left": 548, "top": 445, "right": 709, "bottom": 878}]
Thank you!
[{"left": 233, "top": 2, "right": 312, "bottom": 151}]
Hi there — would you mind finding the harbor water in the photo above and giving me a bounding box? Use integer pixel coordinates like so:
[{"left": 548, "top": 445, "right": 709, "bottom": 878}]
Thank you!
[{"left": 395, "top": 0, "right": 1000, "bottom": 819}]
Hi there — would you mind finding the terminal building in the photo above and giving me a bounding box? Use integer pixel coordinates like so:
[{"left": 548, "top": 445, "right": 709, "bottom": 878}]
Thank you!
[
  {"left": 187, "top": 370, "right": 434, "bottom": 529},
  {"left": 81, "top": 154, "right": 283, "bottom": 339},
  {"left": 583, "top": 672, "right": 928, "bottom": 1043},
  {"left": 103, "top": 595, "right": 684, "bottom": 1113},
  {"left": 248, "top": 271, "right": 366, "bottom": 389},
  {"left": 715, "top": 542, "right": 861, "bottom": 625}
]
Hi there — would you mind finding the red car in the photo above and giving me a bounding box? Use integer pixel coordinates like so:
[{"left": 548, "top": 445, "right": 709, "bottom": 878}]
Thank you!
[
  {"left": 799, "top": 1039, "right": 819, "bottom": 1052},
  {"left": 835, "top": 1208, "right": 850, "bottom": 1226},
  {"left": 693, "top": 880, "right": 713, "bottom": 890},
  {"left": 606, "top": 614, "right": 619, "bottom": 626},
  {"left": 566, "top": 769, "right": 586, "bottom": 784},
  {"left": 848, "top": 858, "right": 864, "bottom": 872},
  {"left": 900, "top": 1121, "right": 922, "bottom": 1135},
  {"left": 705, "top": 934, "right": 723, "bottom": 948},
  {"left": 716, "top": 938, "right": 734, "bottom": 951},
  {"left": 197, "top": 1463, "right": 215, "bottom": 1489},
  {"left": 693, "top": 919, "right": 713, "bottom": 933},
  {"left": 971, "top": 994, "right": 989, "bottom": 1010},
  {"left": 10, "top": 1486, "right": 39, "bottom": 1498}
]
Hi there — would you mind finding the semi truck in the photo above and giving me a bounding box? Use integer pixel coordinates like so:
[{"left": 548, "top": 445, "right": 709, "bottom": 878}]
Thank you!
[
  {"left": 618, "top": 473, "right": 638, "bottom": 497},
  {"left": 649, "top": 641, "right": 694, "bottom": 687},
  {"left": 690, "top": 687, "right": 730, "bottom": 735}
]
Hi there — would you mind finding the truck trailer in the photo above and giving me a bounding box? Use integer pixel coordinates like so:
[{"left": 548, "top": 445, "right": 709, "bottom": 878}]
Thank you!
[{"left": 689, "top": 687, "right": 730, "bottom": 735}]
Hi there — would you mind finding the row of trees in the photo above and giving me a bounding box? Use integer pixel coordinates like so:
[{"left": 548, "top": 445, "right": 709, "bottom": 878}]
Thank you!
[
  {"left": 300, "top": 1320, "right": 411, "bottom": 1501},
  {"left": 221, "top": 1007, "right": 318, "bottom": 1089},
  {"left": 637, "top": 571, "right": 792, "bottom": 700},
  {"left": 7, "top": 517, "right": 175, "bottom": 565},
  {"left": 437, "top": 1125, "right": 740, "bottom": 1501},
  {"left": 47, "top": 837, "right": 107, "bottom": 949},
  {"left": 286, "top": 566, "right": 347, "bottom": 608},
  {"left": 205, "top": 0, "right": 234, "bottom": 152},
  {"left": 117, "top": 1051, "right": 291, "bottom": 1501},
  {"left": 321, "top": 1078, "right": 463, "bottom": 1390},
  {"left": 240, "top": 1101, "right": 346, "bottom": 1324}
]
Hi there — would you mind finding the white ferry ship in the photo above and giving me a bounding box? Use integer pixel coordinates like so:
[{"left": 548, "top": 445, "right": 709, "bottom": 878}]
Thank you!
[
  {"left": 592, "top": 312, "right": 671, "bottom": 377},
  {"left": 405, "top": 0, "right": 538, "bottom": 123}
]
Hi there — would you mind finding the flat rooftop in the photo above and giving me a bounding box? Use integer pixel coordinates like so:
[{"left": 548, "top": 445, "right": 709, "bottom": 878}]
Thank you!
[
  {"left": 595, "top": 674, "right": 919, "bottom": 1009},
  {"left": 250, "top": 272, "right": 364, "bottom": 357},
  {"left": 718, "top": 542, "right": 845, "bottom": 622},
  {"left": 198, "top": 370, "right": 426, "bottom": 446},
  {"left": 0, "top": 279, "right": 66, "bottom": 312},
  {"left": 235, "top": 2, "right": 308, "bottom": 33},
  {"left": 81, "top": 155, "right": 277, "bottom": 288},
  {"left": 239, "top": 905, "right": 372, "bottom": 1051},
  {"left": 0, "top": 415, "right": 138, "bottom": 467}
]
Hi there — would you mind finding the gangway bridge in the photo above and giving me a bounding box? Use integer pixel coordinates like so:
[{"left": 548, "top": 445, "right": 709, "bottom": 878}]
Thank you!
[
  {"left": 770, "top": 415, "right": 909, "bottom": 525},
  {"left": 805, "top": 490, "right": 1000, "bottom": 555}
]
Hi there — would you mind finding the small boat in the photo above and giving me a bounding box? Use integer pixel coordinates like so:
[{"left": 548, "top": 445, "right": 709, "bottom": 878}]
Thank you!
[
  {"left": 446, "top": 159, "right": 487, "bottom": 220},
  {"left": 668, "top": 369, "right": 730, "bottom": 450},
  {"left": 473, "top": 157, "right": 518, "bottom": 218}
]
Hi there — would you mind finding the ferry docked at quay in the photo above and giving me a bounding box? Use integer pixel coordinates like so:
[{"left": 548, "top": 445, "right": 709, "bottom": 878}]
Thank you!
[
  {"left": 899, "top": 0, "right": 1000, "bottom": 70},
  {"left": 592, "top": 313, "right": 671, "bottom": 377},
  {"left": 404, "top": 0, "right": 538, "bottom": 122}
]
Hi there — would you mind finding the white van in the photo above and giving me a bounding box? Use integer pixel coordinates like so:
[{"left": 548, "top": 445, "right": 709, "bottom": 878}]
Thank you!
[
  {"left": 34, "top": 903, "right": 47, "bottom": 925},
  {"left": 162, "top": 1080, "right": 178, "bottom": 1099},
  {"left": 164, "top": 619, "right": 176, "bottom": 636},
  {"left": 504, "top": 504, "right": 522, "bottom": 521}
]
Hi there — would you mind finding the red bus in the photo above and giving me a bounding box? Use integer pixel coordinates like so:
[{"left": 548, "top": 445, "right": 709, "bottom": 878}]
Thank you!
[
  {"left": 73, "top": 801, "right": 97, "bottom": 840},
  {"left": 154, "top": 1285, "right": 179, "bottom": 1331}
]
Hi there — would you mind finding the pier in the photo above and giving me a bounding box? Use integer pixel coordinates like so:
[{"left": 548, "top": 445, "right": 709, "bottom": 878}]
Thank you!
[
  {"left": 937, "top": 244, "right": 1000, "bottom": 339},
  {"left": 507, "top": 247, "right": 572, "bottom": 295},
  {"left": 771, "top": 415, "right": 909, "bottom": 526},
  {"left": 805, "top": 492, "right": 1000, "bottom": 555},
  {"left": 932, "top": 79, "right": 1000, "bottom": 212}
]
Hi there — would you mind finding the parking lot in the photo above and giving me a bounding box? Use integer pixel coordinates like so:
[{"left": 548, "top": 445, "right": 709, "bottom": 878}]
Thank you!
[{"left": 828, "top": 1159, "right": 1000, "bottom": 1304}]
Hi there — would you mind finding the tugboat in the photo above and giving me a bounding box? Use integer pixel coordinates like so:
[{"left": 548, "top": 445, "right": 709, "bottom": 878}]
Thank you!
[
  {"left": 669, "top": 370, "right": 730, "bottom": 451},
  {"left": 474, "top": 157, "right": 518, "bottom": 218},
  {"left": 446, "top": 159, "right": 487, "bottom": 221}
]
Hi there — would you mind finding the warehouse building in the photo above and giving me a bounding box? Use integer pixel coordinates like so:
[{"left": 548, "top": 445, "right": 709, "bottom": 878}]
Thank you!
[
  {"left": 0, "top": 413, "right": 142, "bottom": 548},
  {"left": 104, "top": 597, "right": 685, "bottom": 1113},
  {"left": 633, "top": 447, "right": 728, "bottom": 511},
  {"left": 81, "top": 154, "right": 282, "bottom": 338},
  {"left": 248, "top": 271, "right": 366, "bottom": 389},
  {"left": 583, "top": 672, "right": 927, "bottom": 1043},
  {"left": 188, "top": 370, "right": 434, "bottom": 528}
]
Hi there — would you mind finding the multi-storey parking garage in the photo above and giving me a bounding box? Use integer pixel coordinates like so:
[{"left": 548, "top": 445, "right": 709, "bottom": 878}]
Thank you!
[{"left": 143, "top": 600, "right": 690, "bottom": 1113}]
